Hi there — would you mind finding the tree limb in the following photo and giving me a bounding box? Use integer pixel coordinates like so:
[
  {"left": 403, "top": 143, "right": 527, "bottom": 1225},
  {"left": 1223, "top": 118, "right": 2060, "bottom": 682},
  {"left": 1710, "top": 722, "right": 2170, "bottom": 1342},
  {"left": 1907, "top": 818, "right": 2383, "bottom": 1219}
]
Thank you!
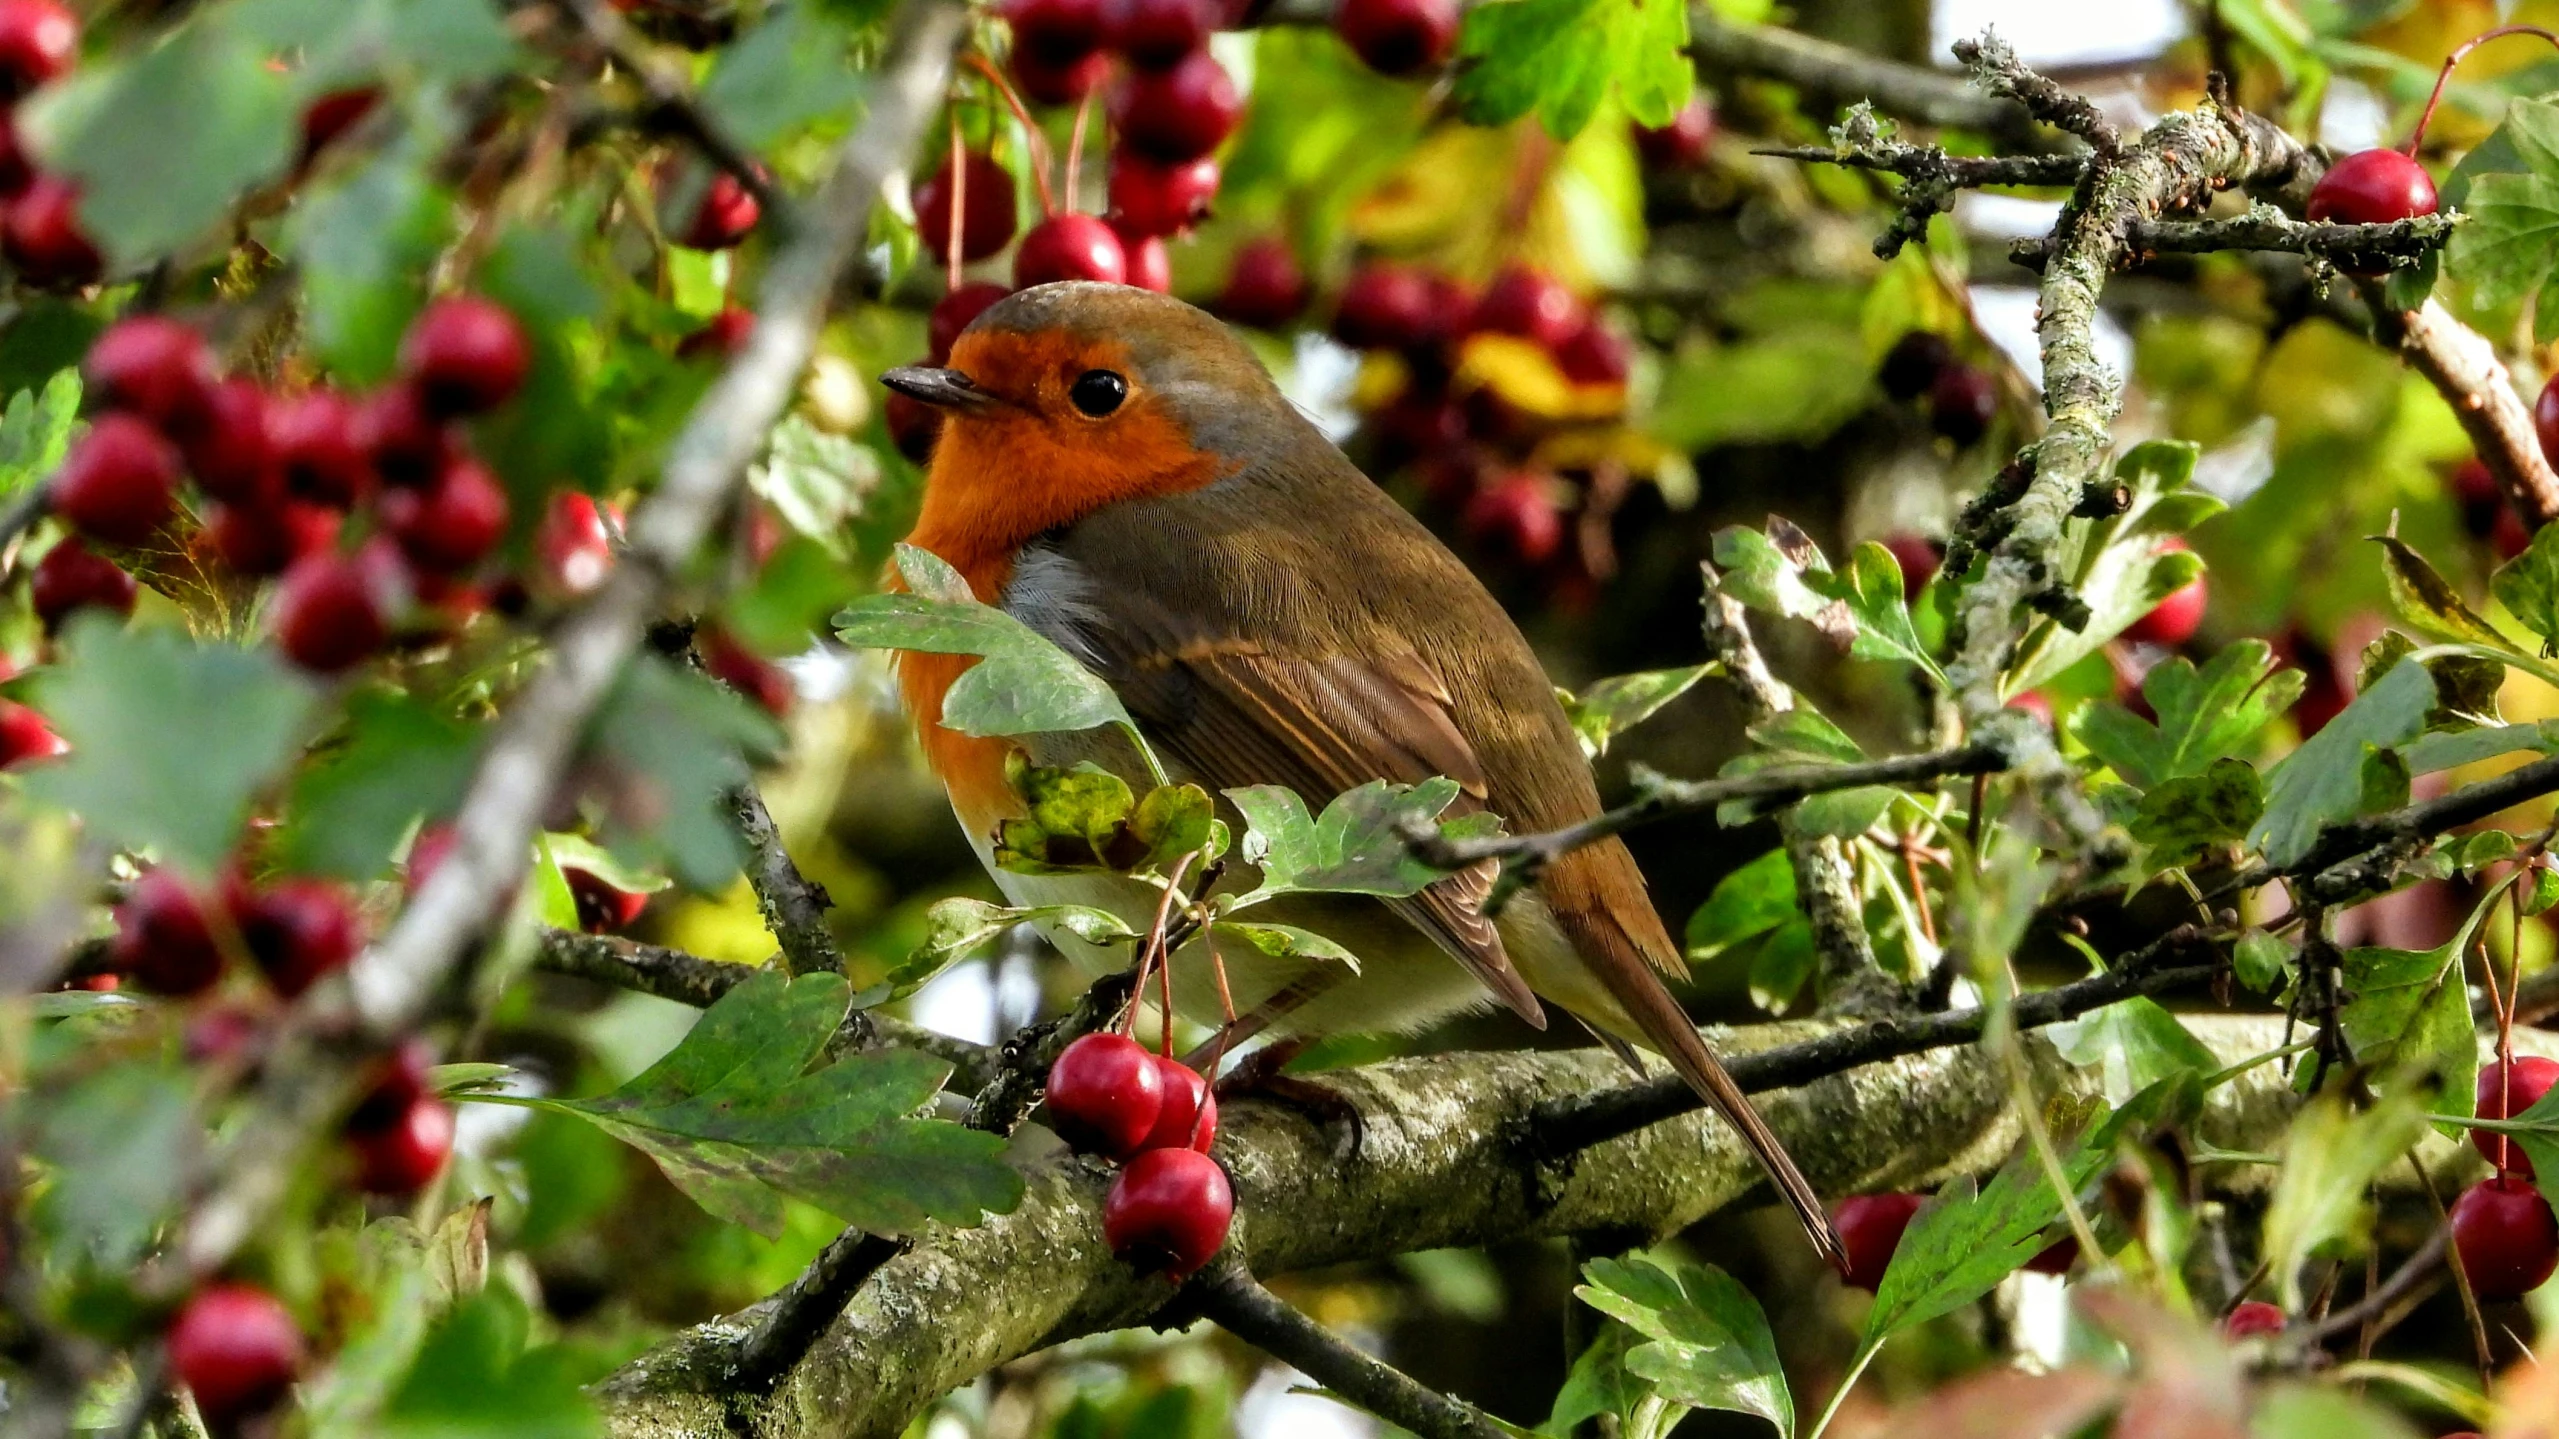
[
  {"left": 2363, "top": 289, "right": 2559, "bottom": 529},
  {"left": 1190, "top": 1262, "right": 1512, "bottom": 1439},
  {"left": 1689, "top": 9, "right": 2072, "bottom": 154},
  {"left": 2009, "top": 209, "right": 2458, "bottom": 273},
  {"left": 726, "top": 782, "right": 849, "bottom": 982}
]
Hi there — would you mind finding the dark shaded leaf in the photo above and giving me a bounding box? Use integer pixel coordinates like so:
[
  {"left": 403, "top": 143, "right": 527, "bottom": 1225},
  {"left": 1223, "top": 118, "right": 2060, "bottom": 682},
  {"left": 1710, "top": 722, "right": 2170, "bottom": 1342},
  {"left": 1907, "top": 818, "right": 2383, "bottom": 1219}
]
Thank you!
[
  {"left": 280, "top": 692, "right": 482, "bottom": 880},
  {"left": 2249, "top": 659, "right": 2436, "bottom": 867},
  {"left": 2233, "top": 929, "right": 2289, "bottom": 993},
  {"left": 2069, "top": 640, "right": 2303, "bottom": 790},
  {"left": 2126, "top": 757, "right": 2262, "bottom": 866},
  {"left": 2371, "top": 535, "right": 2513, "bottom": 651},
  {"left": 1684, "top": 849, "right": 1798, "bottom": 960},
  {"left": 701, "top": 5, "right": 868, "bottom": 149},
  {"left": 584, "top": 656, "right": 783, "bottom": 890}
]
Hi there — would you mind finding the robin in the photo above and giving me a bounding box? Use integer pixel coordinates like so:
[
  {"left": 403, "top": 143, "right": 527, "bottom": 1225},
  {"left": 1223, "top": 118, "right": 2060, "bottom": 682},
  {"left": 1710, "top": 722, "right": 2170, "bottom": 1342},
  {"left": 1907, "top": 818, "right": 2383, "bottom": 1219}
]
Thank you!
[{"left": 882, "top": 282, "right": 1843, "bottom": 1267}]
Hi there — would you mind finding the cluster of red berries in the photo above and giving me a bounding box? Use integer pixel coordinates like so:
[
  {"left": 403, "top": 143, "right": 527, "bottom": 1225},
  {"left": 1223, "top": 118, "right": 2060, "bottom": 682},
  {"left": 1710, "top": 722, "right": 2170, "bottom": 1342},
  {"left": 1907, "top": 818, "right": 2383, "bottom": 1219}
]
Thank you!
[
  {"left": 0, "top": 0, "right": 99, "bottom": 289},
  {"left": 1876, "top": 331, "right": 1999, "bottom": 448},
  {"left": 1830, "top": 1192, "right": 2075, "bottom": 1293},
  {"left": 2454, "top": 1056, "right": 2559, "bottom": 1301},
  {"left": 1046, "top": 1030, "right": 1232, "bottom": 1278}
]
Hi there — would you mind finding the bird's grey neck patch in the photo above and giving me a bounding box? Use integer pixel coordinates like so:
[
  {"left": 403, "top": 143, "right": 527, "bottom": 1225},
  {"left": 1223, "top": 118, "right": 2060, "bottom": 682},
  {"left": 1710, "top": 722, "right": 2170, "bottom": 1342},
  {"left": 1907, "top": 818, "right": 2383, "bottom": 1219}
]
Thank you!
[{"left": 1000, "top": 544, "right": 1109, "bottom": 668}]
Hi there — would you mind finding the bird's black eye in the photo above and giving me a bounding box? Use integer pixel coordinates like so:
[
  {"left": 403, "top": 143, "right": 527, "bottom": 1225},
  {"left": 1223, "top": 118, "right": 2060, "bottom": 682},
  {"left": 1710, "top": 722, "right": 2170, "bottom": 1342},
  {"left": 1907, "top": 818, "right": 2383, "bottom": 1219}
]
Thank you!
[{"left": 1069, "top": 369, "right": 1127, "bottom": 417}]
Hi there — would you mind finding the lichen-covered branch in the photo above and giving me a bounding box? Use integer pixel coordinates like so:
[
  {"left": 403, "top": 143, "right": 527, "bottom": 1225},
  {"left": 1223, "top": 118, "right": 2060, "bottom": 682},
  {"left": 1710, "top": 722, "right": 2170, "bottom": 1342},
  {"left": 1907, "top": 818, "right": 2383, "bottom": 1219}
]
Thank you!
[
  {"left": 1762, "top": 126, "right": 2085, "bottom": 258},
  {"left": 1688, "top": 9, "right": 2071, "bottom": 153},
  {"left": 727, "top": 782, "right": 850, "bottom": 982},
  {"left": 2010, "top": 207, "right": 2457, "bottom": 273},
  {"left": 1191, "top": 1264, "right": 1511, "bottom": 1439},
  {"left": 2363, "top": 289, "right": 2559, "bottom": 529}
]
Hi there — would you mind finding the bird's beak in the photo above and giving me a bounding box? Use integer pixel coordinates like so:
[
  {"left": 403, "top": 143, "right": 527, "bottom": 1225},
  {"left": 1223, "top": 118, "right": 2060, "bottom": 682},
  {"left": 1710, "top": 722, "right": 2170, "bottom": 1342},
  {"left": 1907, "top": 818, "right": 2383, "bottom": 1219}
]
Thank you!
[{"left": 881, "top": 366, "right": 997, "bottom": 411}]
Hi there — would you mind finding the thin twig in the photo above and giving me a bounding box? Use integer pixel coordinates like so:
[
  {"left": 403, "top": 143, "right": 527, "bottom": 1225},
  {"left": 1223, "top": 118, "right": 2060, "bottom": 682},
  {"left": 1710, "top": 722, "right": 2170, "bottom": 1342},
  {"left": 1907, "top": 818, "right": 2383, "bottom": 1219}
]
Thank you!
[
  {"left": 727, "top": 1232, "right": 911, "bottom": 1393},
  {"left": 2009, "top": 209, "right": 2458, "bottom": 272},
  {"left": 554, "top": 0, "right": 783, "bottom": 216},
  {"left": 727, "top": 780, "right": 849, "bottom": 981},
  {"left": 2301, "top": 1221, "right": 2447, "bottom": 1345},
  {"left": 1190, "top": 1261, "right": 1512, "bottom": 1439}
]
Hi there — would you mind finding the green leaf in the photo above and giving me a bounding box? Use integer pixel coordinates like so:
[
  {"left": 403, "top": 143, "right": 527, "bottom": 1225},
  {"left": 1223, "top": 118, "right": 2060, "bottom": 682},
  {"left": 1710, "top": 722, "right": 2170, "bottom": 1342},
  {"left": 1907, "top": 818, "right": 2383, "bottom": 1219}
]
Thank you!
[
  {"left": 2044, "top": 997, "right": 2219, "bottom": 1104},
  {"left": 2371, "top": 535, "right": 2514, "bottom": 653},
  {"left": 374, "top": 1290, "right": 602, "bottom": 1439},
  {"left": 2529, "top": 865, "right": 2559, "bottom": 918},
  {"left": 2505, "top": 1086, "right": 2559, "bottom": 1213},
  {"left": 285, "top": 134, "right": 457, "bottom": 384},
  {"left": 523, "top": 971, "right": 1022, "bottom": 1238},
  {"left": 2006, "top": 441, "right": 2221, "bottom": 695},
  {"left": 700, "top": 4, "right": 868, "bottom": 149},
  {"left": 1227, "top": 777, "right": 1497, "bottom": 904},
  {"left": 2125, "top": 757, "right": 2263, "bottom": 867},
  {"left": 2069, "top": 640, "right": 2303, "bottom": 790},
  {"left": 473, "top": 222, "right": 611, "bottom": 498},
  {"left": 1575, "top": 1257, "right": 1792, "bottom": 1439},
  {"left": 2249, "top": 659, "right": 2437, "bottom": 868},
  {"left": 1717, "top": 707, "right": 1893, "bottom": 837},
  {"left": 0, "top": 369, "right": 80, "bottom": 503},
  {"left": 1747, "top": 919, "right": 1816, "bottom": 1013},
  {"left": 1561, "top": 664, "right": 1716, "bottom": 759},
  {"left": 2338, "top": 940, "right": 2480, "bottom": 1127},
  {"left": 2261, "top": 1090, "right": 2429, "bottom": 1310},
  {"left": 235, "top": 0, "right": 521, "bottom": 84},
  {"left": 2493, "top": 519, "right": 2559, "bottom": 657},
  {"left": 834, "top": 545, "right": 1143, "bottom": 745},
  {"left": 583, "top": 656, "right": 783, "bottom": 890},
  {"left": 1802, "top": 541, "right": 1946, "bottom": 681},
  {"left": 1684, "top": 849, "right": 1799, "bottom": 960},
  {"left": 1451, "top": 0, "right": 1691, "bottom": 139},
  {"left": 750, "top": 416, "right": 882, "bottom": 558},
  {"left": 901, "top": 898, "right": 1134, "bottom": 996},
  {"left": 1543, "top": 1323, "right": 1646, "bottom": 1437},
  {"left": 1710, "top": 524, "right": 1853, "bottom": 649},
  {"left": 2447, "top": 170, "right": 2559, "bottom": 313},
  {"left": 995, "top": 760, "right": 1135, "bottom": 873},
  {"left": 2405, "top": 720, "right": 2559, "bottom": 775},
  {"left": 22, "top": 11, "right": 295, "bottom": 269},
  {"left": 28, "top": 1063, "right": 194, "bottom": 1270},
  {"left": 1653, "top": 328, "right": 1873, "bottom": 452},
  {"left": 1211, "top": 921, "right": 1362, "bottom": 969},
  {"left": 279, "top": 692, "right": 482, "bottom": 880},
  {"left": 2233, "top": 929, "right": 2290, "bottom": 993},
  {"left": 22, "top": 620, "right": 318, "bottom": 874}
]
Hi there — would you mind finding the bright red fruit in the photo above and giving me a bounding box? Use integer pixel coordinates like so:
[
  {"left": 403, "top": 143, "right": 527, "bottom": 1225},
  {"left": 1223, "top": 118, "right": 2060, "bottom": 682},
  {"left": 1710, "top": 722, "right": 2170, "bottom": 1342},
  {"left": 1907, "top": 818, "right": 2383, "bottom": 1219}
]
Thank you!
[
  {"left": 1115, "top": 0, "right": 1214, "bottom": 66},
  {"left": 1111, "top": 49, "right": 1240, "bottom": 163},
  {"left": 352, "top": 382, "right": 453, "bottom": 489},
  {"left": 538, "top": 491, "right": 614, "bottom": 595},
  {"left": 1833, "top": 1192, "right": 1926, "bottom": 1292},
  {"left": 1333, "top": 0, "right": 1456, "bottom": 76},
  {"left": 28, "top": 538, "right": 135, "bottom": 631},
  {"left": 348, "top": 1041, "right": 433, "bottom": 1134},
  {"left": 85, "top": 316, "right": 215, "bottom": 433},
  {"left": 2307, "top": 148, "right": 2437, "bottom": 227},
  {"left": 2476, "top": 1056, "right": 2559, "bottom": 1179},
  {"left": 1554, "top": 318, "right": 1629, "bottom": 387},
  {"left": 915, "top": 151, "right": 1019, "bottom": 264},
  {"left": 1046, "top": 1032, "right": 1165, "bottom": 1158},
  {"left": 0, "top": 700, "right": 62, "bottom": 768},
  {"left": 206, "top": 500, "right": 338, "bottom": 577},
  {"left": 2023, "top": 1235, "right": 2078, "bottom": 1274},
  {"left": 270, "top": 388, "right": 370, "bottom": 507},
  {"left": 2221, "top": 1300, "right": 2286, "bottom": 1338},
  {"left": 1105, "top": 1146, "right": 1233, "bottom": 1277},
  {"left": 1140, "top": 1052, "right": 1217, "bottom": 1152},
  {"left": 401, "top": 295, "right": 529, "bottom": 417},
  {"left": 2125, "top": 540, "right": 2206, "bottom": 648},
  {"left": 273, "top": 550, "right": 392, "bottom": 673},
  {"left": 681, "top": 170, "right": 762, "bottom": 250},
  {"left": 53, "top": 414, "right": 179, "bottom": 545},
  {"left": 1116, "top": 224, "right": 1171, "bottom": 293},
  {"left": 2, "top": 174, "right": 100, "bottom": 288},
  {"left": 2452, "top": 1176, "right": 2559, "bottom": 1301},
  {"left": 113, "top": 870, "right": 225, "bottom": 996},
  {"left": 2538, "top": 376, "right": 2559, "bottom": 473},
  {"left": 231, "top": 876, "right": 363, "bottom": 997},
  {"left": 1006, "top": 0, "right": 1115, "bottom": 63},
  {"left": 928, "top": 282, "right": 1011, "bottom": 362},
  {"left": 565, "top": 867, "right": 649, "bottom": 933},
  {"left": 1880, "top": 532, "right": 1941, "bottom": 600},
  {"left": 1009, "top": 42, "right": 1112, "bottom": 106},
  {"left": 1634, "top": 96, "right": 1715, "bottom": 169},
  {"left": 183, "top": 379, "right": 280, "bottom": 505},
  {"left": 184, "top": 1004, "right": 262, "bottom": 1064},
  {"left": 0, "top": 0, "right": 74, "bottom": 98},
  {"left": 1217, "top": 238, "right": 1306, "bottom": 329},
  {"left": 299, "top": 86, "right": 381, "bottom": 160},
  {"left": 352, "top": 1098, "right": 454, "bottom": 1194},
  {"left": 1331, "top": 263, "right": 1443, "bottom": 352},
  {"left": 2007, "top": 690, "right": 2054, "bottom": 725},
  {"left": 1928, "top": 362, "right": 1997, "bottom": 446},
  {"left": 1015, "top": 212, "right": 1128, "bottom": 287},
  {"left": 1471, "top": 265, "right": 1582, "bottom": 351},
  {"left": 1462, "top": 471, "right": 1562, "bottom": 565},
  {"left": 0, "top": 111, "right": 28, "bottom": 199},
  {"left": 701, "top": 626, "right": 795, "bottom": 717},
  {"left": 1108, "top": 153, "right": 1219, "bottom": 238},
  {"left": 168, "top": 1284, "right": 304, "bottom": 1427},
  {"left": 381, "top": 456, "right": 509, "bottom": 572},
  {"left": 677, "top": 304, "right": 755, "bottom": 361}
]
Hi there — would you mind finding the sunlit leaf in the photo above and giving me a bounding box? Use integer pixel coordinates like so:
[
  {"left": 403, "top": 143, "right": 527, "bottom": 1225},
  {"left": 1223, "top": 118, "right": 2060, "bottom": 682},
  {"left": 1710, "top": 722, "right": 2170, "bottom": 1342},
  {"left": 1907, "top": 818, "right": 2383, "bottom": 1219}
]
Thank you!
[
  {"left": 1575, "top": 1256, "right": 1792, "bottom": 1439},
  {"left": 2070, "top": 640, "right": 2303, "bottom": 790},
  {"left": 1561, "top": 664, "right": 1717, "bottom": 759},
  {"left": 1228, "top": 777, "right": 1497, "bottom": 904}
]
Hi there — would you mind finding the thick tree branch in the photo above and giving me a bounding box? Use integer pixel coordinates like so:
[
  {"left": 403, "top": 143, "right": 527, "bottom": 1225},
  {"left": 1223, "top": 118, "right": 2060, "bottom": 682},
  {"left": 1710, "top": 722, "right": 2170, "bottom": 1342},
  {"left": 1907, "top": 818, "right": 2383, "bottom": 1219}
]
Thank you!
[
  {"left": 1190, "top": 1263, "right": 1511, "bottom": 1439},
  {"left": 2363, "top": 289, "right": 2559, "bottom": 529},
  {"left": 728, "top": 1234, "right": 911, "bottom": 1394}
]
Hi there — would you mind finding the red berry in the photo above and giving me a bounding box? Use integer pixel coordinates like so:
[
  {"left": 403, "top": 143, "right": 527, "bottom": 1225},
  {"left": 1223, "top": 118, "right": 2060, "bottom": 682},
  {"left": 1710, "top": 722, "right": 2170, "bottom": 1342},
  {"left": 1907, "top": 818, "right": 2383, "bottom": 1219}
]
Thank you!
[
  {"left": 0, "top": 699, "right": 62, "bottom": 769},
  {"left": 915, "top": 151, "right": 1019, "bottom": 264},
  {"left": 400, "top": 295, "right": 529, "bottom": 417},
  {"left": 0, "top": 110, "right": 29, "bottom": 200},
  {"left": 2290, "top": 640, "right": 2349, "bottom": 738},
  {"left": 1331, "top": 263, "right": 1442, "bottom": 351},
  {"left": 1006, "top": 0, "right": 1116, "bottom": 64},
  {"left": 380, "top": 456, "right": 509, "bottom": 573},
  {"left": 2307, "top": 148, "right": 2437, "bottom": 228},
  {"left": 2125, "top": 540, "right": 2207, "bottom": 648},
  {"left": 1928, "top": 362, "right": 1997, "bottom": 446},
  {"left": 183, "top": 379, "right": 281, "bottom": 506},
  {"left": 1461, "top": 471, "right": 1563, "bottom": 565},
  {"left": 1114, "top": 0, "right": 1214, "bottom": 66},
  {"left": 1140, "top": 1051, "right": 1217, "bottom": 1152},
  {"left": 1108, "top": 153, "right": 1219, "bottom": 238},
  {"left": 1554, "top": 317, "right": 1629, "bottom": 387},
  {"left": 2452, "top": 456, "right": 2504, "bottom": 538},
  {"left": 1370, "top": 389, "right": 1467, "bottom": 472},
  {"left": 168, "top": 1284, "right": 304, "bottom": 1427},
  {"left": 537, "top": 491, "right": 614, "bottom": 596},
  {"left": 2452, "top": 1176, "right": 2559, "bottom": 1301},
  {"left": 229, "top": 875, "right": 363, "bottom": 997},
  {"left": 1110, "top": 49, "right": 1240, "bottom": 163},
  {"left": 2023, "top": 1235, "right": 2078, "bottom": 1274},
  {"left": 299, "top": 86, "right": 381, "bottom": 160},
  {"left": 2, "top": 174, "right": 100, "bottom": 288},
  {"left": 1045, "top": 1032, "right": 1165, "bottom": 1158},
  {"left": 351, "top": 1097, "right": 454, "bottom": 1194},
  {"left": 113, "top": 870, "right": 225, "bottom": 996},
  {"left": 1879, "top": 330, "right": 1953, "bottom": 401},
  {"left": 2476, "top": 1056, "right": 2559, "bottom": 1179},
  {"left": 269, "top": 388, "right": 370, "bottom": 507},
  {"left": 348, "top": 1040, "right": 433, "bottom": 1134},
  {"left": 1880, "top": 532, "right": 1942, "bottom": 600},
  {"left": 53, "top": 414, "right": 179, "bottom": 545},
  {"left": 1217, "top": 237, "right": 1307, "bottom": 330},
  {"left": 1116, "top": 224, "right": 1171, "bottom": 293},
  {"left": 1104, "top": 1146, "right": 1232, "bottom": 1276},
  {"left": 928, "top": 282, "right": 1011, "bottom": 362},
  {"left": 680, "top": 170, "right": 761, "bottom": 250},
  {"left": 184, "top": 1004, "right": 263, "bottom": 1065},
  {"left": 272, "top": 549, "right": 392, "bottom": 673},
  {"left": 85, "top": 316, "right": 216, "bottom": 433},
  {"left": 700, "top": 625, "right": 795, "bottom": 716},
  {"left": 2007, "top": 690, "right": 2054, "bottom": 726},
  {"left": 205, "top": 499, "right": 339, "bottom": 578},
  {"left": 1634, "top": 96, "right": 1714, "bottom": 169},
  {"left": 1470, "top": 265, "right": 1582, "bottom": 351},
  {"left": 677, "top": 304, "right": 756, "bottom": 361},
  {"left": 1832, "top": 1192, "right": 1926, "bottom": 1292},
  {"left": 28, "top": 537, "right": 135, "bottom": 631},
  {"left": 404, "top": 824, "right": 458, "bottom": 898},
  {"left": 1015, "top": 212, "right": 1128, "bottom": 287},
  {"left": 565, "top": 866, "right": 649, "bottom": 933},
  {"left": 2537, "top": 376, "right": 2559, "bottom": 473},
  {"left": 1008, "top": 42, "right": 1113, "bottom": 106},
  {"left": 351, "top": 382, "right": 453, "bottom": 489},
  {"left": 1333, "top": 0, "right": 1455, "bottom": 76},
  {"left": 885, "top": 388, "right": 939, "bottom": 464},
  {"left": 0, "top": 0, "right": 73, "bottom": 98},
  {"left": 2221, "top": 1300, "right": 2286, "bottom": 1339},
  {"left": 2497, "top": 505, "right": 2536, "bottom": 561}
]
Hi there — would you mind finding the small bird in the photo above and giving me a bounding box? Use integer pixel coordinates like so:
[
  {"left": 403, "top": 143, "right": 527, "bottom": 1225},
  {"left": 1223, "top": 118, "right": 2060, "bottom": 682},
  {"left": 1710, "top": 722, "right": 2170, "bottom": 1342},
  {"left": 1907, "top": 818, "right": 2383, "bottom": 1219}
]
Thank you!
[{"left": 882, "top": 282, "right": 1844, "bottom": 1267}]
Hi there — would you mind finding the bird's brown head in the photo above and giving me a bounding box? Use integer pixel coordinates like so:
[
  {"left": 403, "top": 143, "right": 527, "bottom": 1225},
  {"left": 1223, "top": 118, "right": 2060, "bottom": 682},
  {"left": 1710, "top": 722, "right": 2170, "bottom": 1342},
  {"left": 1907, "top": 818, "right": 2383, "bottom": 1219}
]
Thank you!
[{"left": 887, "top": 282, "right": 1292, "bottom": 592}]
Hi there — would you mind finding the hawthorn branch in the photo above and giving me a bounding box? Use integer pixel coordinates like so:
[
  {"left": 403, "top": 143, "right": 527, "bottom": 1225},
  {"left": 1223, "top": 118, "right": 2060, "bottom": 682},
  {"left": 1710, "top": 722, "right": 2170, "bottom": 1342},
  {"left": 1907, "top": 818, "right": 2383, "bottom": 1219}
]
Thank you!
[
  {"left": 728, "top": 1234, "right": 911, "bottom": 1394},
  {"left": 552, "top": 0, "right": 782, "bottom": 217},
  {"left": 2010, "top": 208, "right": 2458, "bottom": 273},
  {"left": 727, "top": 782, "right": 849, "bottom": 981},
  {"left": 1190, "top": 1263, "right": 1511, "bottom": 1439},
  {"left": 2363, "top": 288, "right": 2559, "bottom": 529},
  {"left": 1687, "top": 9, "right": 2071, "bottom": 154}
]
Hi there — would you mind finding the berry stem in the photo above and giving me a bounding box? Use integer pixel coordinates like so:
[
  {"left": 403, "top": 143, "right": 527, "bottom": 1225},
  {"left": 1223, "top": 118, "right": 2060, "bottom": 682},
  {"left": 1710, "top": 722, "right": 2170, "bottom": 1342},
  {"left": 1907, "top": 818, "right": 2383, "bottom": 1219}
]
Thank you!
[
  {"left": 1065, "top": 90, "right": 1096, "bottom": 214},
  {"left": 964, "top": 53, "right": 1057, "bottom": 216},
  {"left": 945, "top": 114, "right": 967, "bottom": 290},
  {"left": 2408, "top": 25, "right": 2559, "bottom": 156}
]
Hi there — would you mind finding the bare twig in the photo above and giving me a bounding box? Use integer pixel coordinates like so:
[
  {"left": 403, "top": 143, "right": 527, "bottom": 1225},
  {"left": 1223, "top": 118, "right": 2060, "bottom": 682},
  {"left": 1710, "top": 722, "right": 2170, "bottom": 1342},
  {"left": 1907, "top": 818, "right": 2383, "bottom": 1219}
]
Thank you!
[
  {"left": 2300, "top": 1221, "right": 2448, "bottom": 1345},
  {"left": 727, "top": 781, "right": 849, "bottom": 981},
  {"left": 1953, "top": 33, "right": 2120, "bottom": 154},
  {"left": 1192, "top": 1262, "right": 1511, "bottom": 1439},
  {"left": 2009, "top": 208, "right": 2458, "bottom": 273},
  {"left": 2364, "top": 289, "right": 2559, "bottom": 529}
]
